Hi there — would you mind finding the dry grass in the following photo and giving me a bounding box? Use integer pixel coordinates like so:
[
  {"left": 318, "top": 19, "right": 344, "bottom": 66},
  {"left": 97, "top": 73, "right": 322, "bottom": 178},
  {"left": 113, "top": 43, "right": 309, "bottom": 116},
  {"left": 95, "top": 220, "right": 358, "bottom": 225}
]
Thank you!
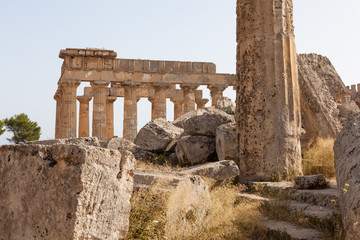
[
  {"left": 125, "top": 183, "right": 262, "bottom": 240},
  {"left": 302, "top": 138, "right": 335, "bottom": 179}
]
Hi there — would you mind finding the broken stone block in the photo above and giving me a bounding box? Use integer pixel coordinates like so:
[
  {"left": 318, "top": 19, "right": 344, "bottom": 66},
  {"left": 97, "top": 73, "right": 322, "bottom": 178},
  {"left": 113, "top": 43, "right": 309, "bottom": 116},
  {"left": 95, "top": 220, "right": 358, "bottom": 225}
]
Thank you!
[
  {"left": 176, "top": 135, "right": 216, "bottom": 165},
  {"left": 216, "top": 122, "right": 237, "bottom": 161},
  {"left": 173, "top": 107, "right": 234, "bottom": 137},
  {"left": 28, "top": 137, "right": 101, "bottom": 147},
  {"left": 294, "top": 174, "right": 327, "bottom": 189},
  {"left": 215, "top": 96, "right": 235, "bottom": 114},
  {"left": 334, "top": 112, "right": 360, "bottom": 239},
  {"left": 182, "top": 160, "right": 240, "bottom": 181},
  {"left": 133, "top": 169, "right": 211, "bottom": 238},
  {"left": 134, "top": 118, "right": 184, "bottom": 153},
  {"left": 0, "top": 143, "right": 135, "bottom": 240}
]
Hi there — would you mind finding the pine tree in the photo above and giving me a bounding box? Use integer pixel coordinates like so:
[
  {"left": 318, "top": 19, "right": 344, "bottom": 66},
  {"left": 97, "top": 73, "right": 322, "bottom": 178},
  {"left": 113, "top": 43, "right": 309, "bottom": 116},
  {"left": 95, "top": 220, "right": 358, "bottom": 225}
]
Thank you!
[{"left": 3, "top": 113, "right": 41, "bottom": 143}]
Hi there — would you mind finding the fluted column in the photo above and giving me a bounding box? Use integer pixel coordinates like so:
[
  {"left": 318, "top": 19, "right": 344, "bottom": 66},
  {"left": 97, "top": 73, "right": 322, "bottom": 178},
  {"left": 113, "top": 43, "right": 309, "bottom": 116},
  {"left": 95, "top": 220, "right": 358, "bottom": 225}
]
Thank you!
[
  {"left": 60, "top": 80, "right": 81, "bottom": 138},
  {"left": 91, "top": 80, "right": 110, "bottom": 141},
  {"left": 77, "top": 96, "right": 92, "bottom": 138},
  {"left": 196, "top": 98, "right": 209, "bottom": 109},
  {"left": 209, "top": 85, "right": 227, "bottom": 106},
  {"left": 106, "top": 96, "right": 117, "bottom": 141},
  {"left": 54, "top": 89, "right": 63, "bottom": 139},
  {"left": 123, "top": 81, "right": 140, "bottom": 141},
  {"left": 171, "top": 99, "right": 184, "bottom": 120},
  {"left": 181, "top": 84, "right": 199, "bottom": 114},
  {"left": 152, "top": 82, "right": 171, "bottom": 120},
  {"left": 236, "top": 0, "right": 302, "bottom": 180}
]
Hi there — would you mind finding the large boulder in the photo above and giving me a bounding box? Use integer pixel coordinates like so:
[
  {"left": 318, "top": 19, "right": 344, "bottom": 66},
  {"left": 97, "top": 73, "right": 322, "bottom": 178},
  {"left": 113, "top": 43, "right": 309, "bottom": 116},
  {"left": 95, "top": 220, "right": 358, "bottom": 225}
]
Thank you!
[
  {"left": 107, "top": 137, "right": 158, "bottom": 161},
  {"left": 216, "top": 122, "right": 237, "bottom": 161},
  {"left": 298, "top": 54, "right": 359, "bottom": 147},
  {"left": 0, "top": 142, "right": 136, "bottom": 240},
  {"left": 134, "top": 118, "right": 184, "bottom": 153},
  {"left": 215, "top": 96, "right": 235, "bottom": 114},
  {"left": 176, "top": 135, "right": 216, "bottom": 165},
  {"left": 334, "top": 113, "right": 360, "bottom": 240},
  {"left": 173, "top": 107, "right": 234, "bottom": 137},
  {"left": 133, "top": 169, "right": 211, "bottom": 238},
  {"left": 182, "top": 160, "right": 240, "bottom": 181}
]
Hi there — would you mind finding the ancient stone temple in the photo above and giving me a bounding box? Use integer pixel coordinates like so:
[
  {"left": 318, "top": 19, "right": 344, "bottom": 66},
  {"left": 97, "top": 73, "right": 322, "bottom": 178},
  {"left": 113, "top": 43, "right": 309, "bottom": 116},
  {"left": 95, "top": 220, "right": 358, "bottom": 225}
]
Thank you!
[
  {"left": 54, "top": 48, "right": 235, "bottom": 141},
  {"left": 236, "top": 0, "right": 302, "bottom": 180}
]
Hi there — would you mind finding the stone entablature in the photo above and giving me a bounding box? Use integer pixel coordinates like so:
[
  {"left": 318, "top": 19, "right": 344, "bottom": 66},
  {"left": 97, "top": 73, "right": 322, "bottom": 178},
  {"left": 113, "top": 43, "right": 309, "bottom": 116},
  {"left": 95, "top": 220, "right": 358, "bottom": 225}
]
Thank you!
[
  {"left": 55, "top": 48, "right": 234, "bottom": 142},
  {"left": 346, "top": 84, "right": 360, "bottom": 108}
]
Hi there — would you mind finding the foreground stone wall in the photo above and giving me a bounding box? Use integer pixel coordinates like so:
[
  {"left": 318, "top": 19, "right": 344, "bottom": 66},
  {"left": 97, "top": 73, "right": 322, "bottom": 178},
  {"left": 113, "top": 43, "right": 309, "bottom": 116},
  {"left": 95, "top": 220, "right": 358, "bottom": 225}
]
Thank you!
[
  {"left": 0, "top": 143, "right": 135, "bottom": 240},
  {"left": 236, "top": 0, "right": 302, "bottom": 180},
  {"left": 334, "top": 113, "right": 360, "bottom": 240}
]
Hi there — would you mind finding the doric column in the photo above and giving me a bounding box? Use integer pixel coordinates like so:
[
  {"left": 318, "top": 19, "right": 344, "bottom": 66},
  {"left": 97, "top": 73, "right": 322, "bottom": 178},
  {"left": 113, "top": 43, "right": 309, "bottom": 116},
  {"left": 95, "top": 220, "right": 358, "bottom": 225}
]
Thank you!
[
  {"left": 90, "top": 80, "right": 110, "bottom": 141},
  {"left": 54, "top": 88, "right": 63, "bottom": 139},
  {"left": 60, "top": 80, "right": 81, "bottom": 138},
  {"left": 122, "top": 81, "right": 140, "bottom": 142},
  {"left": 77, "top": 96, "right": 92, "bottom": 138},
  {"left": 181, "top": 83, "right": 199, "bottom": 114},
  {"left": 236, "top": 0, "right": 302, "bottom": 180},
  {"left": 106, "top": 96, "right": 117, "bottom": 141},
  {"left": 152, "top": 82, "right": 171, "bottom": 120},
  {"left": 170, "top": 99, "right": 184, "bottom": 120},
  {"left": 196, "top": 98, "right": 209, "bottom": 109},
  {"left": 209, "top": 85, "right": 227, "bottom": 106}
]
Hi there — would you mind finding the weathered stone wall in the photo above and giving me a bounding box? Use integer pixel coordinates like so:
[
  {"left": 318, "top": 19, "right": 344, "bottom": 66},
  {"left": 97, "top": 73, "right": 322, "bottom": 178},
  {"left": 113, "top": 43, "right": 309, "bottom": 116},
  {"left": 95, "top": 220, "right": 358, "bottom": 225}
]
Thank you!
[
  {"left": 236, "top": 0, "right": 302, "bottom": 180},
  {"left": 298, "top": 54, "right": 359, "bottom": 147},
  {"left": 0, "top": 143, "right": 135, "bottom": 240},
  {"left": 334, "top": 113, "right": 360, "bottom": 240}
]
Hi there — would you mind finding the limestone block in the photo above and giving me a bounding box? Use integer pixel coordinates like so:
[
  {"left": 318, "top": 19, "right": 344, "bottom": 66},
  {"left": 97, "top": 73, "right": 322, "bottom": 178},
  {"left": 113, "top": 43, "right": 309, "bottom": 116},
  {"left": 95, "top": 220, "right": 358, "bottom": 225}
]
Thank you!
[
  {"left": 183, "top": 160, "right": 240, "bottom": 181},
  {"left": 134, "top": 118, "right": 184, "bottom": 153},
  {"left": 215, "top": 96, "right": 235, "bottom": 114},
  {"left": 294, "top": 174, "right": 327, "bottom": 189},
  {"left": 298, "top": 54, "right": 359, "bottom": 146},
  {"left": 0, "top": 143, "right": 136, "bottom": 240},
  {"left": 133, "top": 169, "right": 211, "bottom": 237},
  {"left": 176, "top": 135, "right": 216, "bottom": 165},
  {"left": 216, "top": 122, "right": 237, "bottom": 161},
  {"left": 334, "top": 113, "right": 360, "bottom": 239},
  {"left": 107, "top": 137, "right": 158, "bottom": 161},
  {"left": 29, "top": 137, "right": 101, "bottom": 147},
  {"left": 173, "top": 107, "right": 234, "bottom": 137}
]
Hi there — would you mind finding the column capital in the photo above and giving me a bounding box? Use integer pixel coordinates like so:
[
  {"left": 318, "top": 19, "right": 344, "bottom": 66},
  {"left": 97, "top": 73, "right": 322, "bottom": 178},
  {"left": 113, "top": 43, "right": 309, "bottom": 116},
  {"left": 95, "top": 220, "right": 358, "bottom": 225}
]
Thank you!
[
  {"left": 77, "top": 96, "right": 92, "bottom": 103},
  {"left": 121, "top": 81, "right": 140, "bottom": 87},
  {"left": 90, "top": 80, "right": 110, "bottom": 88},
  {"left": 180, "top": 83, "right": 199, "bottom": 90},
  {"left": 195, "top": 98, "right": 209, "bottom": 105},
  {"left": 208, "top": 84, "right": 227, "bottom": 92},
  {"left": 170, "top": 98, "right": 183, "bottom": 104},
  {"left": 106, "top": 96, "right": 117, "bottom": 103},
  {"left": 152, "top": 82, "right": 171, "bottom": 89},
  {"left": 61, "top": 79, "right": 81, "bottom": 88}
]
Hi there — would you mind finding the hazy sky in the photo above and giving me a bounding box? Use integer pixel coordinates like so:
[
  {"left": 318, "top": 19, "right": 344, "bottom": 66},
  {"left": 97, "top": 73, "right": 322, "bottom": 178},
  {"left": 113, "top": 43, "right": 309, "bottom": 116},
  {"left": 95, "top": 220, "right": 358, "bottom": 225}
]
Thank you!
[{"left": 1, "top": 0, "right": 359, "bottom": 144}]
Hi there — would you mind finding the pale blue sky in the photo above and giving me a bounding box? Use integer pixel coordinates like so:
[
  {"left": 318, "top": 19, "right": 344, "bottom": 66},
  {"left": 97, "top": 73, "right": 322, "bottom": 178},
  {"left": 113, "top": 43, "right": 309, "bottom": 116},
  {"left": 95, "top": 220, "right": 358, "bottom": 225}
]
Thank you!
[{"left": 0, "top": 0, "right": 359, "bottom": 144}]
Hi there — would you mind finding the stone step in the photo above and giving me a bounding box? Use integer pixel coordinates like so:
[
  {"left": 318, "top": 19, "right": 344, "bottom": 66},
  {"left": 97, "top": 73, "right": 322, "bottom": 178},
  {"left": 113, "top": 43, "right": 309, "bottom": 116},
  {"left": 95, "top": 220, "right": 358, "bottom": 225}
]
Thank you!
[
  {"left": 288, "top": 200, "right": 336, "bottom": 220},
  {"left": 292, "top": 189, "right": 339, "bottom": 208},
  {"left": 262, "top": 218, "right": 324, "bottom": 240}
]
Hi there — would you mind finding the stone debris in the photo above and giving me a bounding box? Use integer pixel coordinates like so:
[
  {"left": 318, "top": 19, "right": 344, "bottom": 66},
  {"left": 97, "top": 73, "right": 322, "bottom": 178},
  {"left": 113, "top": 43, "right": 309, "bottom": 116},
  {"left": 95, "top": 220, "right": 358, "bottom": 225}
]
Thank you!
[
  {"left": 176, "top": 135, "right": 216, "bottom": 165},
  {"left": 182, "top": 160, "right": 240, "bottom": 181},
  {"left": 334, "top": 112, "right": 360, "bottom": 239},
  {"left": 215, "top": 96, "right": 235, "bottom": 113},
  {"left": 294, "top": 174, "right": 327, "bottom": 189},
  {"left": 0, "top": 142, "right": 136, "bottom": 240},
  {"left": 29, "top": 136, "right": 101, "bottom": 147},
  {"left": 216, "top": 122, "right": 237, "bottom": 161},
  {"left": 173, "top": 107, "right": 234, "bottom": 137},
  {"left": 134, "top": 118, "right": 184, "bottom": 153}
]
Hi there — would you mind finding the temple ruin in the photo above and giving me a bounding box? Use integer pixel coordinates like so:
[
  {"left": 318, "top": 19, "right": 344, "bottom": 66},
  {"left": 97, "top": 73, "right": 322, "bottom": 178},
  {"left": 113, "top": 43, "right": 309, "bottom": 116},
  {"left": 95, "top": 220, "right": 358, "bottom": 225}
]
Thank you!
[{"left": 54, "top": 48, "right": 236, "bottom": 141}]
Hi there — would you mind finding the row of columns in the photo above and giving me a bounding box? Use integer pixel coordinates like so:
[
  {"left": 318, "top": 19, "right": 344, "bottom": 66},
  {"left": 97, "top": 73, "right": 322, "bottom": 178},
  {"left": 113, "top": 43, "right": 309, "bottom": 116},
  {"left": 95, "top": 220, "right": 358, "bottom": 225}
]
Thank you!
[{"left": 55, "top": 81, "right": 228, "bottom": 142}]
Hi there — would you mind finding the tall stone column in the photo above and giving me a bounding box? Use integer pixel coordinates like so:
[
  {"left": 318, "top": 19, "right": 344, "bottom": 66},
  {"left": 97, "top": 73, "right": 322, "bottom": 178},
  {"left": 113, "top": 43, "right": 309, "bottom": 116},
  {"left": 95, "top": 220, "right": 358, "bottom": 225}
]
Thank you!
[
  {"left": 209, "top": 85, "right": 227, "bottom": 106},
  {"left": 171, "top": 99, "right": 184, "bottom": 120},
  {"left": 181, "top": 84, "right": 199, "bottom": 114},
  {"left": 54, "top": 89, "right": 63, "bottom": 139},
  {"left": 152, "top": 82, "right": 171, "bottom": 120},
  {"left": 122, "top": 81, "right": 139, "bottom": 142},
  {"left": 91, "top": 80, "right": 110, "bottom": 141},
  {"left": 196, "top": 98, "right": 209, "bottom": 109},
  {"left": 236, "top": 0, "right": 302, "bottom": 180},
  {"left": 60, "top": 80, "right": 81, "bottom": 138},
  {"left": 77, "top": 96, "right": 92, "bottom": 138},
  {"left": 106, "top": 96, "right": 117, "bottom": 141}
]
